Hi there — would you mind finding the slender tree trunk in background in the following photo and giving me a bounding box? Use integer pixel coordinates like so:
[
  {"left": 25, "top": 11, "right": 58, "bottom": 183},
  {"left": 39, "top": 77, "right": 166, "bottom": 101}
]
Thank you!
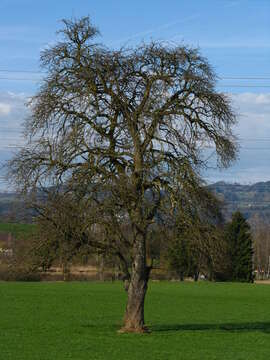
[
  {"left": 193, "top": 272, "right": 199, "bottom": 282},
  {"left": 207, "top": 258, "right": 214, "bottom": 281},
  {"left": 179, "top": 273, "right": 184, "bottom": 281},
  {"left": 121, "top": 233, "right": 150, "bottom": 332},
  {"left": 98, "top": 256, "right": 105, "bottom": 281},
  {"left": 123, "top": 277, "right": 130, "bottom": 292},
  {"left": 62, "top": 261, "right": 70, "bottom": 281}
]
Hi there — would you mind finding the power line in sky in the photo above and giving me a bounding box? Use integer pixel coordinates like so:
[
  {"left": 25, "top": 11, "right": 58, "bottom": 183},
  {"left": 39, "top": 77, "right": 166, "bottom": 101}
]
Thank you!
[
  {"left": 1, "top": 69, "right": 270, "bottom": 81},
  {"left": 1, "top": 69, "right": 270, "bottom": 79},
  {"left": 0, "top": 69, "right": 45, "bottom": 74},
  {"left": 1, "top": 135, "right": 270, "bottom": 141},
  {"left": 1, "top": 79, "right": 270, "bottom": 89},
  {"left": 1, "top": 77, "right": 270, "bottom": 89},
  {"left": 221, "top": 77, "right": 270, "bottom": 80},
  {"left": 0, "top": 77, "right": 40, "bottom": 81},
  {"left": 218, "top": 85, "right": 270, "bottom": 88}
]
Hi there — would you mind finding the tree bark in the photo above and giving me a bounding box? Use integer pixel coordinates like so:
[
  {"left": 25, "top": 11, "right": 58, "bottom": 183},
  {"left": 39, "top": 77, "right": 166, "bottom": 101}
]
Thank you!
[{"left": 121, "top": 233, "right": 150, "bottom": 333}]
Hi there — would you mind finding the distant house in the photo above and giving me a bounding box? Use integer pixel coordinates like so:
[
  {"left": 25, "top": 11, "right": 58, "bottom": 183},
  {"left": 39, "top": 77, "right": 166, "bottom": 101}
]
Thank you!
[{"left": 0, "top": 232, "right": 13, "bottom": 257}]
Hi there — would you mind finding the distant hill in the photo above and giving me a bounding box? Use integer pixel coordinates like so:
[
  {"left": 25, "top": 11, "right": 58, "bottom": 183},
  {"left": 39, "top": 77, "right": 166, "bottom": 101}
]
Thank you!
[
  {"left": 208, "top": 181, "right": 270, "bottom": 223},
  {"left": 0, "top": 192, "right": 31, "bottom": 222},
  {"left": 2, "top": 181, "right": 270, "bottom": 224},
  {"left": 0, "top": 192, "right": 19, "bottom": 219}
]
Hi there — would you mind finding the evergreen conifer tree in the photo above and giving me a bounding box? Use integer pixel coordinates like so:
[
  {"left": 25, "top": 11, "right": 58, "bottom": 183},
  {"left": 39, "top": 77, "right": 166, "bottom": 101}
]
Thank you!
[
  {"left": 167, "top": 236, "right": 190, "bottom": 281},
  {"left": 225, "top": 211, "right": 254, "bottom": 282}
]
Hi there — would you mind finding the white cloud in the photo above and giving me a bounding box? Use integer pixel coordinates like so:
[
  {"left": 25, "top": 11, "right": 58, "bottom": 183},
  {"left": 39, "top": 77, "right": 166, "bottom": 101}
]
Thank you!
[
  {"left": 254, "top": 94, "right": 270, "bottom": 105},
  {"left": 205, "top": 92, "right": 270, "bottom": 184},
  {"left": 230, "top": 93, "right": 270, "bottom": 138},
  {"left": 0, "top": 92, "right": 28, "bottom": 191},
  {"left": 0, "top": 103, "right": 11, "bottom": 115},
  {"left": 232, "top": 93, "right": 270, "bottom": 108},
  {"left": 0, "top": 92, "right": 29, "bottom": 153}
]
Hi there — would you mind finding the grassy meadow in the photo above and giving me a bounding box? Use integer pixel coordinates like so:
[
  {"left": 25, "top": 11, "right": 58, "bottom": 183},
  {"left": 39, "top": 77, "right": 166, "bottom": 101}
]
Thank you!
[
  {"left": 0, "top": 222, "right": 36, "bottom": 238},
  {"left": 1, "top": 281, "right": 270, "bottom": 359}
]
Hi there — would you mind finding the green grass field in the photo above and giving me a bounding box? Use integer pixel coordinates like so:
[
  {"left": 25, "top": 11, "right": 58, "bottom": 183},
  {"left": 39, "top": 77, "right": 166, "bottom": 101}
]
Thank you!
[
  {"left": 1, "top": 281, "right": 270, "bottom": 360},
  {"left": 0, "top": 222, "right": 36, "bottom": 238}
]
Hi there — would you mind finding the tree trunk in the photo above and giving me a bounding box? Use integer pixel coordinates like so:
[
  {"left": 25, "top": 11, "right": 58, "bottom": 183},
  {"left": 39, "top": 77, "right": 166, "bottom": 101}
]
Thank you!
[
  {"left": 121, "top": 234, "right": 150, "bottom": 333},
  {"left": 179, "top": 272, "right": 184, "bottom": 281},
  {"left": 98, "top": 256, "right": 105, "bottom": 281},
  {"left": 62, "top": 262, "right": 70, "bottom": 281}
]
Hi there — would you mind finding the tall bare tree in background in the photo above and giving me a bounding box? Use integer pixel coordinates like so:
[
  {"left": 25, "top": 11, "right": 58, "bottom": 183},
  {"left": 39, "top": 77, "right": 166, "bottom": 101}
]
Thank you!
[{"left": 8, "top": 17, "right": 237, "bottom": 332}]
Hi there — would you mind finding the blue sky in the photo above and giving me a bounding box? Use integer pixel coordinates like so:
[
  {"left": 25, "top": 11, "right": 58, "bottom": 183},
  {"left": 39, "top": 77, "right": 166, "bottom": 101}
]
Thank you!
[{"left": 0, "top": 0, "right": 270, "bottom": 189}]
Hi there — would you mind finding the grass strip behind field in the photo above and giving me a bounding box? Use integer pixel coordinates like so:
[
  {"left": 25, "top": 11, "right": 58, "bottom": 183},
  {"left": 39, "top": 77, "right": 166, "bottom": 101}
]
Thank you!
[{"left": 0, "top": 222, "right": 36, "bottom": 238}]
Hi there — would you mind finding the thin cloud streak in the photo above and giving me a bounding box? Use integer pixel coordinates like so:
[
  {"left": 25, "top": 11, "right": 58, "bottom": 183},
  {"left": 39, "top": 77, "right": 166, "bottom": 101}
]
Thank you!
[{"left": 108, "top": 14, "right": 200, "bottom": 46}]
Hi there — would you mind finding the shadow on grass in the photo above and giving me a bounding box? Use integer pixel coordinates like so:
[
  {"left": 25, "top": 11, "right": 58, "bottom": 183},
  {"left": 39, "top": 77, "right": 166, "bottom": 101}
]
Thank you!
[{"left": 151, "top": 322, "right": 270, "bottom": 333}]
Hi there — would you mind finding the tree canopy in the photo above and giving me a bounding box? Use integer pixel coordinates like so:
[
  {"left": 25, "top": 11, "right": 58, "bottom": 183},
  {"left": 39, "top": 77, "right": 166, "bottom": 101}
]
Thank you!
[{"left": 8, "top": 17, "right": 237, "bottom": 332}]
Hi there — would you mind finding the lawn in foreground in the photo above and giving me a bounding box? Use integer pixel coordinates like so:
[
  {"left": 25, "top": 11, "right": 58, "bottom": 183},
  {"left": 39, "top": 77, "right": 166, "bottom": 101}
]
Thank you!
[{"left": 1, "top": 281, "right": 270, "bottom": 360}]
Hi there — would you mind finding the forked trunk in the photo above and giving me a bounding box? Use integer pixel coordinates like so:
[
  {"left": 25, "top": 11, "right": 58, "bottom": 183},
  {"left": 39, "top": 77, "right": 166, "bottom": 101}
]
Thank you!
[{"left": 121, "top": 234, "right": 150, "bottom": 333}]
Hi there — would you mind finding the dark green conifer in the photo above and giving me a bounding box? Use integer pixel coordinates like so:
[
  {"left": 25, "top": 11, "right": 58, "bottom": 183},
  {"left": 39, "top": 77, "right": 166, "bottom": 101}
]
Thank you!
[
  {"left": 167, "top": 235, "right": 190, "bottom": 281},
  {"left": 225, "top": 211, "right": 254, "bottom": 282}
]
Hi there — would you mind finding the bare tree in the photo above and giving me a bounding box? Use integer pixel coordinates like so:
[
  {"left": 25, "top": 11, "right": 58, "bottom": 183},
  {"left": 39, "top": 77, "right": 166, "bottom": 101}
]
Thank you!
[
  {"left": 251, "top": 215, "right": 270, "bottom": 279},
  {"left": 33, "top": 191, "right": 92, "bottom": 280},
  {"left": 31, "top": 189, "right": 131, "bottom": 281},
  {"left": 8, "top": 17, "right": 237, "bottom": 332}
]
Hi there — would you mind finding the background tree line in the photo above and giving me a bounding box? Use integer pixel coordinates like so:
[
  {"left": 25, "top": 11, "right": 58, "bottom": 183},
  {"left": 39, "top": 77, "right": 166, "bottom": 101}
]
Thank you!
[{"left": 1, "top": 189, "right": 254, "bottom": 285}]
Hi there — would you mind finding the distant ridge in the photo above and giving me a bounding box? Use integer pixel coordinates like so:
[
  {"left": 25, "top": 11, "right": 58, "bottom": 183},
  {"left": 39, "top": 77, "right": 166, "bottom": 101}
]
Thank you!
[
  {"left": 2, "top": 181, "right": 270, "bottom": 223},
  {"left": 0, "top": 192, "right": 25, "bottom": 221},
  {"left": 208, "top": 181, "right": 270, "bottom": 222}
]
